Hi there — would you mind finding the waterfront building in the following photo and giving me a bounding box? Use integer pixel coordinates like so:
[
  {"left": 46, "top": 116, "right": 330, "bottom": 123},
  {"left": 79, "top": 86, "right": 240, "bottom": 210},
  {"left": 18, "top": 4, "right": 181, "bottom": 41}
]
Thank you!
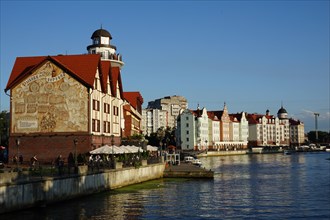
[
  {"left": 289, "top": 118, "right": 305, "bottom": 146},
  {"left": 176, "top": 109, "right": 197, "bottom": 150},
  {"left": 4, "top": 28, "right": 143, "bottom": 162},
  {"left": 142, "top": 96, "right": 188, "bottom": 134},
  {"left": 177, "top": 104, "right": 248, "bottom": 151},
  {"left": 195, "top": 107, "right": 209, "bottom": 151},
  {"left": 123, "top": 92, "right": 144, "bottom": 137},
  {"left": 246, "top": 107, "right": 290, "bottom": 147},
  {"left": 142, "top": 108, "right": 168, "bottom": 135}
]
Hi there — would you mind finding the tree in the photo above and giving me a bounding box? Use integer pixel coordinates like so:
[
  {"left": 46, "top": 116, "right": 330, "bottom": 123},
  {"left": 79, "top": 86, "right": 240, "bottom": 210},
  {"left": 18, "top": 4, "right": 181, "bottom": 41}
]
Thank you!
[
  {"left": 0, "top": 111, "right": 9, "bottom": 147},
  {"left": 307, "top": 131, "right": 330, "bottom": 144},
  {"left": 145, "top": 126, "right": 177, "bottom": 148},
  {"left": 121, "top": 133, "right": 147, "bottom": 146}
]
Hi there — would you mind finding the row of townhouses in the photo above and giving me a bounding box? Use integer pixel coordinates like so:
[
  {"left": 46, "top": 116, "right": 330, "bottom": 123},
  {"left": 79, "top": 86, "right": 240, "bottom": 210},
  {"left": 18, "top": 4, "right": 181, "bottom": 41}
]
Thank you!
[
  {"left": 5, "top": 28, "right": 144, "bottom": 162},
  {"left": 176, "top": 104, "right": 304, "bottom": 150},
  {"left": 143, "top": 96, "right": 305, "bottom": 150}
]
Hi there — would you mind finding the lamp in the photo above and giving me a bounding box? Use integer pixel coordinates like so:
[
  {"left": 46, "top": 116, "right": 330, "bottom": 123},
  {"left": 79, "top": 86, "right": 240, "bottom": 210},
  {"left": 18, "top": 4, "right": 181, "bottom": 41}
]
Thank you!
[
  {"left": 73, "top": 138, "right": 78, "bottom": 166},
  {"left": 16, "top": 138, "right": 20, "bottom": 170}
]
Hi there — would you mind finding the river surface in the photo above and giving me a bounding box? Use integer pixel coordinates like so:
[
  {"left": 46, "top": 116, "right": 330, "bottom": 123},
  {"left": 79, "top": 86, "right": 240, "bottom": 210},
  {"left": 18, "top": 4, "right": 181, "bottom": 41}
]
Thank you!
[{"left": 2, "top": 152, "right": 330, "bottom": 219}]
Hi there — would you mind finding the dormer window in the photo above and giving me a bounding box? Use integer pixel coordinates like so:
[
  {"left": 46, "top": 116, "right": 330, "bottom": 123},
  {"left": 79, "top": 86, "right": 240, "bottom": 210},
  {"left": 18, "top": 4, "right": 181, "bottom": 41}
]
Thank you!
[{"left": 93, "top": 38, "right": 100, "bottom": 45}]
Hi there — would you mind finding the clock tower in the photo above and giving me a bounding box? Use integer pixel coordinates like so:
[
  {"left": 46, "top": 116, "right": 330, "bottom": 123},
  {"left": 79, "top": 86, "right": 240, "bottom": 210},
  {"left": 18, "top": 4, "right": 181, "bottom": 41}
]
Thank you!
[{"left": 87, "top": 28, "right": 124, "bottom": 69}]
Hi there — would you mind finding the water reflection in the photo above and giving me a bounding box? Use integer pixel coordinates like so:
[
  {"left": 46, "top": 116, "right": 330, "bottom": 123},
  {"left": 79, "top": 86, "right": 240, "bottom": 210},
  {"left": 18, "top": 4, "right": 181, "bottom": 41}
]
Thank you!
[{"left": 2, "top": 152, "right": 330, "bottom": 219}]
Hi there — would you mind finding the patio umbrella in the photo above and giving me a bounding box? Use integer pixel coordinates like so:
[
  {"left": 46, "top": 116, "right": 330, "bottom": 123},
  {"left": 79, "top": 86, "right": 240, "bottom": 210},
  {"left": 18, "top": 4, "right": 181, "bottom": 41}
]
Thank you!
[
  {"left": 90, "top": 145, "right": 124, "bottom": 155},
  {"left": 120, "top": 145, "right": 135, "bottom": 153},
  {"left": 146, "top": 145, "right": 158, "bottom": 152}
]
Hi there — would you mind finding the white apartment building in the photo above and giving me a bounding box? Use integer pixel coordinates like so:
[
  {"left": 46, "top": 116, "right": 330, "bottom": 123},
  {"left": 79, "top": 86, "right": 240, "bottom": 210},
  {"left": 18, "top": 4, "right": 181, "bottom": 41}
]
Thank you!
[
  {"left": 247, "top": 107, "right": 291, "bottom": 147},
  {"left": 142, "top": 108, "right": 167, "bottom": 135},
  {"left": 142, "top": 95, "right": 188, "bottom": 135},
  {"left": 195, "top": 107, "right": 209, "bottom": 151},
  {"left": 289, "top": 118, "right": 305, "bottom": 146},
  {"left": 177, "top": 104, "right": 248, "bottom": 151},
  {"left": 176, "top": 109, "right": 197, "bottom": 150}
]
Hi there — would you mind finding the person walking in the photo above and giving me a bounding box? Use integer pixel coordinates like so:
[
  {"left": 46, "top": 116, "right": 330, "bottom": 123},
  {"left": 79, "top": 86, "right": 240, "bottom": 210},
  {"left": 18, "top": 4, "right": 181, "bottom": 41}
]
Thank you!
[
  {"left": 55, "top": 155, "right": 64, "bottom": 175},
  {"left": 30, "top": 155, "right": 38, "bottom": 170},
  {"left": 19, "top": 155, "right": 23, "bottom": 165}
]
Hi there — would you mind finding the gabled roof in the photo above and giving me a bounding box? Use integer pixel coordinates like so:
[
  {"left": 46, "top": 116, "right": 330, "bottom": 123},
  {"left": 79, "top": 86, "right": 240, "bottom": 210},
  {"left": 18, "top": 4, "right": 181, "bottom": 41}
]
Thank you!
[
  {"left": 99, "top": 61, "right": 111, "bottom": 93},
  {"left": 229, "top": 112, "right": 245, "bottom": 122},
  {"left": 207, "top": 111, "right": 220, "bottom": 121},
  {"left": 289, "top": 118, "right": 303, "bottom": 125},
  {"left": 5, "top": 54, "right": 101, "bottom": 91},
  {"left": 110, "top": 66, "right": 123, "bottom": 98},
  {"left": 123, "top": 92, "right": 143, "bottom": 110},
  {"left": 246, "top": 113, "right": 275, "bottom": 124}
]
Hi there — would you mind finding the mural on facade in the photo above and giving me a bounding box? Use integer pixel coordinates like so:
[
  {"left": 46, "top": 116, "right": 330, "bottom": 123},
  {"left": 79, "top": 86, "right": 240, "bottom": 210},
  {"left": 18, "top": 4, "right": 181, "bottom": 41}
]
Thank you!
[{"left": 12, "top": 61, "right": 88, "bottom": 133}]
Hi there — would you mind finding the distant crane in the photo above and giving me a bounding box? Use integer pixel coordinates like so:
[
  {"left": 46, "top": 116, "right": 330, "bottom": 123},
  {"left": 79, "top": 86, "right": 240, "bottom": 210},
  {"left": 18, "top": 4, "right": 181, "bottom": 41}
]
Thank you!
[{"left": 314, "top": 113, "right": 320, "bottom": 143}]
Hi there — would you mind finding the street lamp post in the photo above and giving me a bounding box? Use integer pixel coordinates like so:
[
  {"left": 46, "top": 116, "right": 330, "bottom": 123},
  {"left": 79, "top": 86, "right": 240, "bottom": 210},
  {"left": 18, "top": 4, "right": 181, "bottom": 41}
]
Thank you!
[
  {"left": 73, "top": 138, "right": 78, "bottom": 167},
  {"left": 111, "top": 135, "right": 114, "bottom": 168},
  {"left": 205, "top": 140, "right": 208, "bottom": 154},
  {"left": 159, "top": 141, "right": 163, "bottom": 157},
  {"left": 16, "top": 138, "right": 20, "bottom": 170}
]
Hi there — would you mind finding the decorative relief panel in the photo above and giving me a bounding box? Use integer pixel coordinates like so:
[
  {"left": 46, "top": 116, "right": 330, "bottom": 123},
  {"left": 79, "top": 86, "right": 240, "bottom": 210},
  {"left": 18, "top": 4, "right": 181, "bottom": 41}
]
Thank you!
[{"left": 12, "top": 61, "right": 88, "bottom": 133}]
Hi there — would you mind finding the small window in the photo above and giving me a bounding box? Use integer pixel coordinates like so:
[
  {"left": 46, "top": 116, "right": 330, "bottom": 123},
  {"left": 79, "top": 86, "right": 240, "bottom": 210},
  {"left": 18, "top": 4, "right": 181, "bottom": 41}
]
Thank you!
[
  {"left": 93, "top": 99, "right": 100, "bottom": 111},
  {"left": 113, "top": 106, "right": 119, "bottom": 116}
]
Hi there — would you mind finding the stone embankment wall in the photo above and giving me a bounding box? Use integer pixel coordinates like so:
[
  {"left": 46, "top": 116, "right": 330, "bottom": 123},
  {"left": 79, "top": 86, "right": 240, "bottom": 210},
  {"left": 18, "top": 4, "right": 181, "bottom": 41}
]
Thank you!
[
  {"left": 0, "top": 163, "right": 165, "bottom": 214},
  {"left": 197, "top": 150, "right": 247, "bottom": 157}
]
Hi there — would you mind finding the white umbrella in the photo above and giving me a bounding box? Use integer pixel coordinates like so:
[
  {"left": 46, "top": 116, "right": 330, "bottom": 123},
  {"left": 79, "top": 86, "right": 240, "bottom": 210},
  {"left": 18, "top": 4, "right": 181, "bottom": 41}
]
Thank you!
[
  {"left": 120, "top": 145, "right": 134, "bottom": 153},
  {"left": 146, "top": 145, "right": 158, "bottom": 152},
  {"left": 112, "top": 146, "right": 125, "bottom": 154},
  {"left": 120, "top": 145, "right": 144, "bottom": 153},
  {"left": 90, "top": 145, "right": 124, "bottom": 155}
]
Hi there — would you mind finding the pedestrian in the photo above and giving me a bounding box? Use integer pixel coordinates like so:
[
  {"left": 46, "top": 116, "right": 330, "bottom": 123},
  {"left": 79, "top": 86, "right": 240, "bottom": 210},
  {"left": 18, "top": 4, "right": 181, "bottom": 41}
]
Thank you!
[
  {"left": 13, "top": 155, "right": 18, "bottom": 165},
  {"left": 30, "top": 155, "right": 38, "bottom": 169},
  {"left": 56, "top": 155, "right": 64, "bottom": 175},
  {"left": 67, "top": 152, "right": 75, "bottom": 174},
  {"left": 19, "top": 155, "right": 23, "bottom": 165}
]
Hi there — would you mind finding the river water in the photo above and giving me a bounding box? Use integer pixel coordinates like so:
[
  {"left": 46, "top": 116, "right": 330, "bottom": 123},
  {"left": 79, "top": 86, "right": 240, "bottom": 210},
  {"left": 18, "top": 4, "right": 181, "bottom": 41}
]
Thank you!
[{"left": 2, "top": 152, "right": 330, "bottom": 219}]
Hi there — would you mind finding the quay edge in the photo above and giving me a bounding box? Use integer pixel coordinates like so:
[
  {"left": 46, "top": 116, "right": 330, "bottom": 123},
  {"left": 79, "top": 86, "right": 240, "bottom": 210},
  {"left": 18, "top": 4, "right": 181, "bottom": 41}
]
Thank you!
[{"left": 0, "top": 163, "right": 165, "bottom": 214}]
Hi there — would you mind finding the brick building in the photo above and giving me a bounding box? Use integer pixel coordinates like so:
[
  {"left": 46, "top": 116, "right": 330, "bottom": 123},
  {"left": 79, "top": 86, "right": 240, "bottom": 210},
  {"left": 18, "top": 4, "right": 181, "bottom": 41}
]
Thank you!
[{"left": 4, "top": 28, "right": 143, "bottom": 163}]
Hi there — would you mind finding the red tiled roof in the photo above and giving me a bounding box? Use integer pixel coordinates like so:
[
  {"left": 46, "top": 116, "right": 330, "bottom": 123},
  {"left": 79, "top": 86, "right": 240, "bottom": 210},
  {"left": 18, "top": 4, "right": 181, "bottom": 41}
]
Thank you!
[
  {"left": 5, "top": 54, "right": 101, "bottom": 91},
  {"left": 123, "top": 92, "right": 143, "bottom": 110},
  {"left": 229, "top": 113, "right": 241, "bottom": 121},
  {"left": 246, "top": 113, "right": 275, "bottom": 124},
  {"left": 6, "top": 56, "right": 46, "bottom": 91},
  {"left": 209, "top": 111, "right": 224, "bottom": 119},
  {"left": 110, "top": 67, "right": 123, "bottom": 98},
  {"left": 207, "top": 111, "right": 220, "bottom": 121},
  {"left": 100, "top": 61, "right": 111, "bottom": 93},
  {"left": 289, "top": 118, "right": 303, "bottom": 125}
]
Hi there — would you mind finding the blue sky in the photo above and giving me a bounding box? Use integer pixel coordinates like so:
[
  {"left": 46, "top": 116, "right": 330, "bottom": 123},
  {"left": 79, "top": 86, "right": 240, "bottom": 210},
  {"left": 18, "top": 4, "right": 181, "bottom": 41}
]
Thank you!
[{"left": 1, "top": 0, "right": 329, "bottom": 132}]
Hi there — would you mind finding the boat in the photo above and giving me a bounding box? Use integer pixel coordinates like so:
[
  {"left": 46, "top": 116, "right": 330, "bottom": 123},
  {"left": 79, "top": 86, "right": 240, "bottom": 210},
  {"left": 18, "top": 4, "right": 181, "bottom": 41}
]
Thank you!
[
  {"left": 284, "top": 150, "right": 292, "bottom": 155},
  {"left": 192, "top": 159, "right": 202, "bottom": 167}
]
